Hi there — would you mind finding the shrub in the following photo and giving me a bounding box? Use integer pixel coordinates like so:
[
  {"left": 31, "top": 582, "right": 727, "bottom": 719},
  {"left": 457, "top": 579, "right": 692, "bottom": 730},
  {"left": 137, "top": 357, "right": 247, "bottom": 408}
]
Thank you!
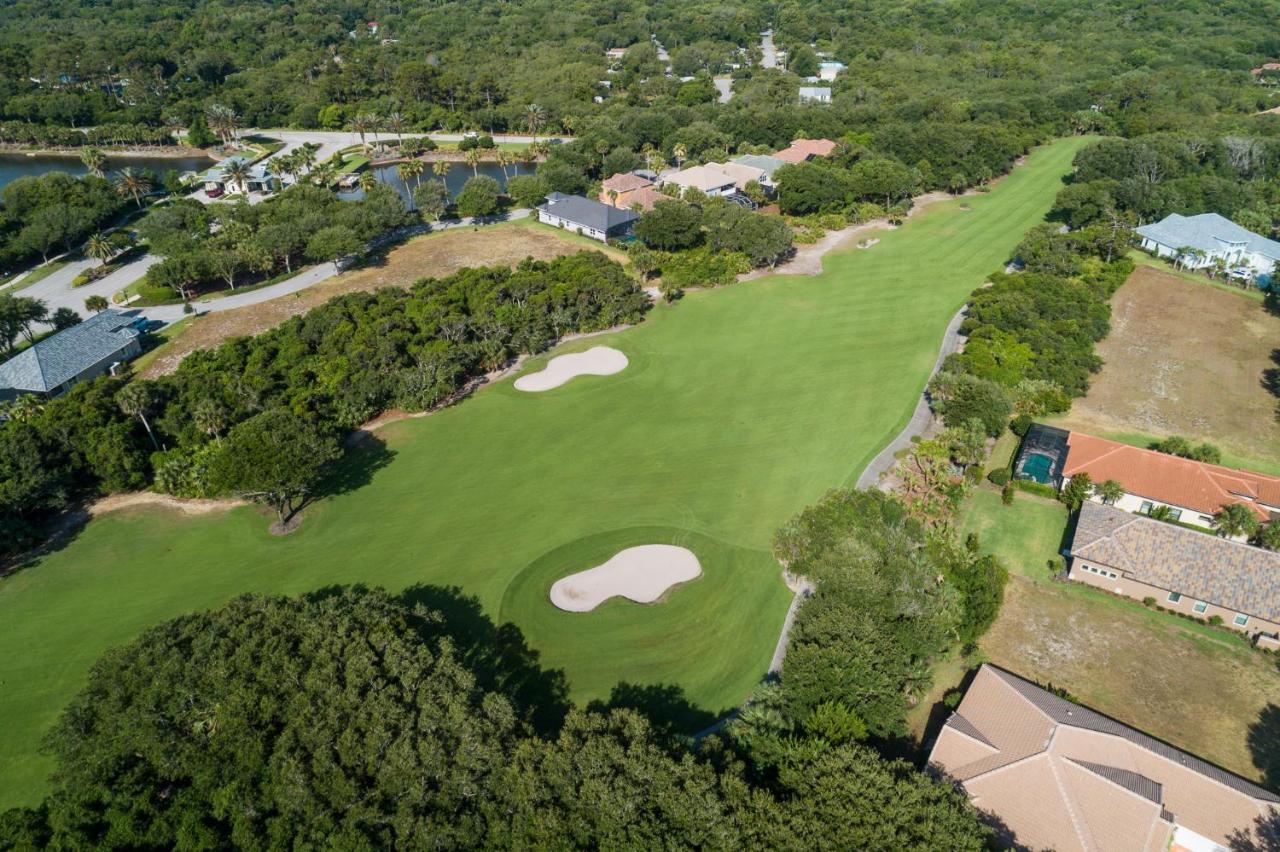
[
  {"left": 477, "top": 134, "right": 495, "bottom": 149},
  {"left": 988, "top": 468, "right": 1010, "bottom": 487},
  {"left": 1014, "top": 479, "right": 1057, "bottom": 498},
  {"left": 1142, "top": 596, "right": 1156, "bottom": 608},
  {"left": 457, "top": 135, "right": 479, "bottom": 151},
  {"left": 1010, "top": 413, "right": 1032, "bottom": 436},
  {"left": 1001, "top": 484, "right": 1014, "bottom": 505},
  {"left": 1208, "top": 615, "right": 1224, "bottom": 626}
]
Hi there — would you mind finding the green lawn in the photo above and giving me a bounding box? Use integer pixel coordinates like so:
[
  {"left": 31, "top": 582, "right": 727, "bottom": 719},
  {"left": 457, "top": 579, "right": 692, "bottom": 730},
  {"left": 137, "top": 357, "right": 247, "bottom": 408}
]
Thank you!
[
  {"left": 0, "top": 136, "right": 1091, "bottom": 807},
  {"left": 957, "top": 488, "right": 1068, "bottom": 578}
]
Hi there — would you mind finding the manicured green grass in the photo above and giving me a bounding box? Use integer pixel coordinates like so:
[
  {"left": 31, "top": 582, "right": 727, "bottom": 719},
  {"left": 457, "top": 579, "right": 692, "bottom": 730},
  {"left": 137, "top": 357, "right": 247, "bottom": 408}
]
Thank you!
[
  {"left": 957, "top": 488, "right": 1068, "bottom": 578},
  {"left": 0, "top": 136, "right": 1091, "bottom": 807}
]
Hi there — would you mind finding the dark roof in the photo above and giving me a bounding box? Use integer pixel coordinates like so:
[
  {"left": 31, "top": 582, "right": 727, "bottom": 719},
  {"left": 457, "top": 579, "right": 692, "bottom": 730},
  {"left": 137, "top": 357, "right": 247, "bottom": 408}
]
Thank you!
[
  {"left": 989, "top": 666, "right": 1280, "bottom": 803},
  {"left": 1071, "top": 501, "right": 1280, "bottom": 622},
  {"left": 538, "top": 194, "right": 639, "bottom": 233},
  {"left": 947, "top": 712, "right": 996, "bottom": 749},
  {"left": 1068, "top": 758, "right": 1163, "bottom": 804},
  {"left": 0, "top": 309, "right": 141, "bottom": 394}
]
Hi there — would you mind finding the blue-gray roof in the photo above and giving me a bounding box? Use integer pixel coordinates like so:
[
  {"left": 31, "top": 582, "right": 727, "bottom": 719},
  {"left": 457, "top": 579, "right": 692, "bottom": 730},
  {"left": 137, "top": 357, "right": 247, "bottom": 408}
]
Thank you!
[
  {"left": 0, "top": 309, "right": 141, "bottom": 394},
  {"left": 732, "top": 154, "right": 786, "bottom": 179},
  {"left": 1135, "top": 213, "right": 1280, "bottom": 261},
  {"left": 538, "top": 194, "right": 639, "bottom": 233}
]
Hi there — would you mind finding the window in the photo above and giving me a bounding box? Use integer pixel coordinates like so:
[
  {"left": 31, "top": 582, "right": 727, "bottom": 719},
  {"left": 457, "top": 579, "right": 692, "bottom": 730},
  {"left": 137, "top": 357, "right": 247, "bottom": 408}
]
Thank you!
[
  {"left": 1166, "top": 508, "right": 1182, "bottom": 521},
  {"left": 1234, "top": 614, "right": 1249, "bottom": 627},
  {"left": 1167, "top": 592, "right": 1182, "bottom": 604},
  {"left": 1199, "top": 515, "right": 1214, "bottom": 525},
  {"left": 1140, "top": 501, "right": 1154, "bottom": 514},
  {"left": 1193, "top": 601, "right": 1208, "bottom": 614}
]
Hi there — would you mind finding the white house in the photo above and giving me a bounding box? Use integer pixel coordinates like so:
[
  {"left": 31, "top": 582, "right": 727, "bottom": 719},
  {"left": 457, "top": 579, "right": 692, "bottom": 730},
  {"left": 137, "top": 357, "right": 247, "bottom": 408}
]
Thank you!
[
  {"left": 1135, "top": 212, "right": 1280, "bottom": 284},
  {"left": 664, "top": 164, "right": 737, "bottom": 198},
  {"left": 798, "top": 86, "right": 832, "bottom": 104}
]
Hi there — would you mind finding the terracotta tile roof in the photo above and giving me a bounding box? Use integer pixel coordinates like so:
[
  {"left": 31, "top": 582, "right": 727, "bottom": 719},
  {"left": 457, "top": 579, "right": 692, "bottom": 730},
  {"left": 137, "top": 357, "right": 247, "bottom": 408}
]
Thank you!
[
  {"left": 1064, "top": 431, "right": 1280, "bottom": 521},
  {"left": 601, "top": 172, "right": 653, "bottom": 193},
  {"left": 929, "top": 666, "right": 1278, "bottom": 851},
  {"left": 1071, "top": 501, "right": 1280, "bottom": 622},
  {"left": 773, "top": 138, "right": 837, "bottom": 163},
  {"left": 605, "top": 185, "right": 669, "bottom": 212}
]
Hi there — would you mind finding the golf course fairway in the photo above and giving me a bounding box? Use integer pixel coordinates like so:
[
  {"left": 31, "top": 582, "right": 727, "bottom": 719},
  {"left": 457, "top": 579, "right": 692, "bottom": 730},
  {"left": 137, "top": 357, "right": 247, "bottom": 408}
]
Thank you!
[{"left": 0, "top": 136, "right": 1090, "bottom": 806}]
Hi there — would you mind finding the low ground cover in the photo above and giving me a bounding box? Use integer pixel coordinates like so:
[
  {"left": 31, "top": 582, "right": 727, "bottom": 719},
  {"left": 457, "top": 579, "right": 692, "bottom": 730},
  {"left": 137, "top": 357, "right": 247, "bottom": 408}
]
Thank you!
[{"left": 1050, "top": 262, "right": 1280, "bottom": 472}]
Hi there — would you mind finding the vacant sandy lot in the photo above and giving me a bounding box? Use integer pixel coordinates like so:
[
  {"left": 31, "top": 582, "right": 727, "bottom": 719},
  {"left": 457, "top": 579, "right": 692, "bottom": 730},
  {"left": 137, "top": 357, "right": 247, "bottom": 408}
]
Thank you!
[
  {"left": 515, "top": 346, "right": 628, "bottom": 391},
  {"left": 1055, "top": 264, "right": 1280, "bottom": 469},
  {"left": 139, "top": 224, "right": 625, "bottom": 377},
  {"left": 549, "top": 545, "right": 702, "bottom": 612}
]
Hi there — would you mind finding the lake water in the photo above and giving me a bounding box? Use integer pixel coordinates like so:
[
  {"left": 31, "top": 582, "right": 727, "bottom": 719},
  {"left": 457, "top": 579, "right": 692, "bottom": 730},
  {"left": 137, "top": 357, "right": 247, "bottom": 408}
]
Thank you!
[
  {"left": 337, "top": 160, "right": 533, "bottom": 208},
  {"left": 0, "top": 152, "right": 215, "bottom": 194}
]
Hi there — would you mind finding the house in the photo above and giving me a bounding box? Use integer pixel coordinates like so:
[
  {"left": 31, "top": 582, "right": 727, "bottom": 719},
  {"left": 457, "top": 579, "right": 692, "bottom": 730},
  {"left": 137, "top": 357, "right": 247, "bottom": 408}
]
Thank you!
[
  {"left": 663, "top": 164, "right": 737, "bottom": 198},
  {"left": 610, "top": 186, "right": 669, "bottom": 212},
  {"left": 1068, "top": 501, "right": 1280, "bottom": 644},
  {"left": 773, "top": 138, "right": 837, "bottom": 163},
  {"left": 707, "top": 161, "right": 767, "bottom": 194},
  {"left": 604, "top": 47, "right": 629, "bottom": 61},
  {"left": 199, "top": 156, "right": 281, "bottom": 197},
  {"left": 0, "top": 310, "right": 144, "bottom": 403},
  {"left": 817, "top": 60, "right": 845, "bottom": 81},
  {"left": 598, "top": 172, "right": 671, "bottom": 212},
  {"left": 1061, "top": 430, "right": 1280, "bottom": 532},
  {"left": 928, "top": 664, "right": 1280, "bottom": 852},
  {"left": 536, "top": 194, "right": 639, "bottom": 242},
  {"left": 1251, "top": 62, "right": 1280, "bottom": 82},
  {"left": 731, "top": 154, "right": 787, "bottom": 188},
  {"left": 600, "top": 171, "right": 653, "bottom": 197},
  {"left": 798, "top": 85, "right": 832, "bottom": 104},
  {"left": 1135, "top": 213, "right": 1280, "bottom": 285}
]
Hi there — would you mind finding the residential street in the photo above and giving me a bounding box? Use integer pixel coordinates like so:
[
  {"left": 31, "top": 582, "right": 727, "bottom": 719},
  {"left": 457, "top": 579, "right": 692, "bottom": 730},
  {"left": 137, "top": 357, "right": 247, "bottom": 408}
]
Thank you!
[{"left": 760, "top": 30, "right": 779, "bottom": 69}]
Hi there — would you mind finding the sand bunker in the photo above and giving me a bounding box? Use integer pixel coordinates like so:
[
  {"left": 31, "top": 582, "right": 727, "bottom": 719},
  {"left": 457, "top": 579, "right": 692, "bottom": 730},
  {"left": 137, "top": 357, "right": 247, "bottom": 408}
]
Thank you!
[
  {"left": 514, "top": 346, "right": 628, "bottom": 392},
  {"left": 549, "top": 545, "right": 701, "bottom": 612}
]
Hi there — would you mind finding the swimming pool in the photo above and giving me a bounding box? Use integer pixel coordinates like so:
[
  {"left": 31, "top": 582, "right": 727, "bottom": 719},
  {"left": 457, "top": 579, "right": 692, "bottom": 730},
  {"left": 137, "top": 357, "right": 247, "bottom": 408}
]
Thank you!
[{"left": 1020, "top": 452, "right": 1055, "bottom": 484}]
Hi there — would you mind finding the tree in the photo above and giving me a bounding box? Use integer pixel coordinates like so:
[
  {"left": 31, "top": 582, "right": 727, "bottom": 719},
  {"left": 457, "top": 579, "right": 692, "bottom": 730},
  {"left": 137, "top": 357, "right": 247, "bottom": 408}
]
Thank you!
[
  {"left": 305, "top": 225, "right": 361, "bottom": 271},
  {"left": 1060, "top": 472, "right": 1093, "bottom": 510},
  {"left": 384, "top": 111, "right": 407, "bottom": 147},
  {"left": 396, "top": 158, "right": 425, "bottom": 189},
  {"left": 208, "top": 408, "right": 340, "bottom": 525},
  {"left": 347, "top": 113, "right": 377, "bottom": 151},
  {"left": 0, "top": 295, "right": 49, "bottom": 352},
  {"left": 116, "top": 381, "right": 163, "bottom": 451},
  {"left": 505, "top": 174, "right": 549, "bottom": 210},
  {"left": 222, "top": 158, "right": 253, "bottom": 194},
  {"left": 84, "top": 232, "right": 113, "bottom": 267},
  {"left": 412, "top": 179, "right": 450, "bottom": 221},
  {"left": 1213, "top": 503, "right": 1259, "bottom": 539},
  {"left": 787, "top": 44, "right": 820, "bottom": 77},
  {"left": 455, "top": 175, "right": 501, "bottom": 219},
  {"left": 432, "top": 159, "right": 452, "bottom": 181},
  {"left": 928, "top": 371, "right": 1012, "bottom": 436},
  {"left": 50, "top": 307, "right": 81, "bottom": 331},
  {"left": 1255, "top": 522, "right": 1280, "bottom": 551},
  {"left": 84, "top": 295, "right": 109, "bottom": 313},
  {"left": 524, "top": 102, "right": 547, "bottom": 136},
  {"left": 79, "top": 147, "right": 106, "bottom": 178},
  {"left": 636, "top": 200, "right": 703, "bottom": 250},
  {"left": 113, "top": 167, "right": 152, "bottom": 208},
  {"left": 1094, "top": 479, "right": 1124, "bottom": 505}
]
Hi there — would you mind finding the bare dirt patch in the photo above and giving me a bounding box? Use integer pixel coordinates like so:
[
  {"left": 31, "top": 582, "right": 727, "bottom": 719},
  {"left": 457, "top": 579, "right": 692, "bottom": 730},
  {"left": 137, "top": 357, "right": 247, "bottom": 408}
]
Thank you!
[
  {"left": 981, "top": 576, "right": 1280, "bottom": 783},
  {"left": 139, "top": 224, "right": 622, "bottom": 377},
  {"left": 1055, "top": 264, "right": 1280, "bottom": 468},
  {"left": 91, "top": 492, "right": 244, "bottom": 516}
]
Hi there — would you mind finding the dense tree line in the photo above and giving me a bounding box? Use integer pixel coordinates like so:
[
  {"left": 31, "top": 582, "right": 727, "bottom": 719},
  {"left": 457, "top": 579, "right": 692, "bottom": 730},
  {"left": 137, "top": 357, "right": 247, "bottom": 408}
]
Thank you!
[
  {"left": 0, "top": 252, "right": 650, "bottom": 558},
  {"left": 0, "top": 171, "right": 126, "bottom": 271},
  {"left": 0, "top": 586, "right": 992, "bottom": 849},
  {"left": 138, "top": 183, "right": 409, "bottom": 300},
  {"left": 730, "top": 489, "right": 1005, "bottom": 759}
]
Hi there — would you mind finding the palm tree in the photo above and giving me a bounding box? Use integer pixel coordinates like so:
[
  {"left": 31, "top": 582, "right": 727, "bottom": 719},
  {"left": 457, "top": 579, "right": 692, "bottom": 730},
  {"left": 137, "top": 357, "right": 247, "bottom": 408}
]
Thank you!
[
  {"left": 205, "top": 103, "right": 241, "bottom": 146},
  {"left": 403, "top": 158, "right": 426, "bottom": 188},
  {"left": 433, "top": 160, "right": 452, "bottom": 180},
  {"left": 85, "top": 233, "right": 114, "bottom": 267},
  {"left": 347, "top": 113, "right": 377, "bottom": 152},
  {"left": 113, "top": 167, "right": 152, "bottom": 208},
  {"left": 193, "top": 398, "right": 228, "bottom": 446},
  {"left": 116, "top": 382, "right": 163, "bottom": 451},
  {"left": 523, "top": 103, "right": 547, "bottom": 137},
  {"left": 8, "top": 393, "right": 44, "bottom": 423},
  {"left": 222, "top": 159, "right": 253, "bottom": 195},
  {"left": 464, "top": 147, "right": 483, "bottom": 177},
  {"left": 358, "top": 171, "right": 379, "bottom": 193},
  {"left": 672, "top": 143, "right": 688, "bottom": 168},
  {"left": 1094, "top": 479, "right": 1124, "bottom": 506},
  {"left": 385, "top": 112, "right": 407, "bottom": 148},
  {"left": 84, "top": 294, "right": 110, "bottom": 313},
  {"left": 1213, "top": 503, "right": 1259, "bottom": 539},
  {"left": 80, "top": 147, "right": 107, "bottom": 178},
  {"left": 495, "top": 150, "right": 512, "bottom": 180}
]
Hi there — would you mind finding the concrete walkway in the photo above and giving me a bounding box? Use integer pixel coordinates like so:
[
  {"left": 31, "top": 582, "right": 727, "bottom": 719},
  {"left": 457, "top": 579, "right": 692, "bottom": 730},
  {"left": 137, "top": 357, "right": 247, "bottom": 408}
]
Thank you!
[{"left": 855, "top": 306, "right": 968, "bottom": 490}]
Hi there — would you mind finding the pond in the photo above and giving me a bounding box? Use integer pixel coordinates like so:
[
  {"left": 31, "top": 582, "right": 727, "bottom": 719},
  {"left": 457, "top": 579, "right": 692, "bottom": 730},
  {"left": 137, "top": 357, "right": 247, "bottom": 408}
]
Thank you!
[
  {"left": 336, "top": 159, "right": 534, "bottom": 209},
  {"left": 0, "top": 152, "right": 216, "bottom": 194}
]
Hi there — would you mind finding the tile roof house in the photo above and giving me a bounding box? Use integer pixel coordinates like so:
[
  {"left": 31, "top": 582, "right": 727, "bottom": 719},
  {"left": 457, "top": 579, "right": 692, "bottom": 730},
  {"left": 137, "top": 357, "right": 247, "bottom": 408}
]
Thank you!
[
  {"left": 1063, "top": 431, "right": 1280, "bottom": 529},
  {"left": 773, "top": 138, "right": 838, "bottom": 163},
  {"left": 597, "top": 172, "right": 671, "bottom": 212},
  {"left": 609, "top": 185, "right": 669, "bottom": 212},
  {"left": 928, "top": 665, "right": 1280, "bottom": 852},
  {"left": 1135, "top": 213, "right": 1280, "bottom": 283},
  {"left": 663, "top": 164, "right": 738, "bottom": 197},
  {"left": 0, "top": 309, "right": 143, "bottom": 403},
  {"left": 536, "top": 194, "right": 639, "bottom": 243},
  {"left": 1069, "top": 501, "right": 1280, "bottom": 640},
  {"left": 600, "top": 171, "right": 653, "bottom": 195}
]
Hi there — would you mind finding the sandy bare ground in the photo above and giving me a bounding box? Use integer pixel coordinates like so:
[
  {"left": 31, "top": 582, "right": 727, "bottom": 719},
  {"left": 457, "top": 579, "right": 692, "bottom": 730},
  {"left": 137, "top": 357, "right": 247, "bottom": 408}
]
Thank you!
[
  {"left": 91, "top": 492, "right": 244, "bottom": 517},
  {"left": 549, "top": 545, "right": 702, "bottom": 612},
  {"left": 1054, "top": 264, "right": 1280, "bottom": 468},
  {"left": 514, "top": 346, "right": 628, "bottom": 391}
]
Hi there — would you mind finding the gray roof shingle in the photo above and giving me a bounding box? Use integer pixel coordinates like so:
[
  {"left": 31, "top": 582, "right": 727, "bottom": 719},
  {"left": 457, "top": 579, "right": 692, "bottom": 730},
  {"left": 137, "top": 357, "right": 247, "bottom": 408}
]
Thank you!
[
  {"left": 1135, "top": 212, "right": 1280, "bottom": 261},
  {"left": 731, "top": 154, "right": 787, "bottom": 179},
  {"left": 0, "top": 309, "right": 141, "bottom": 394},
  {"left": 537, "top": 194, "right": 639, "bottom": 234},
  {"left": 1071, "top": 501, "right": 1280, "bottom": 622}
]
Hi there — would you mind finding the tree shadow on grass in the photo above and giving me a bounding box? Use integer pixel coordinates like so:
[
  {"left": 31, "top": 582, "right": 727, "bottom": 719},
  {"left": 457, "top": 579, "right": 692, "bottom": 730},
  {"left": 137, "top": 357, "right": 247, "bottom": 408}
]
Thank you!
[
  {"left": 399, "top": 583, "right": 571, "bottom": 736},
  {"left": 1262, "top": 349, "right": 1280, "bottom": 423},
  {"left": 316, "top": 435, "right": 397, "bottom": 501},
  {"left": 587, "top": 682, "right": 720, "bottom": 740},
  {"left": 1249, "top": 702, "right": 1280, "bottom": 794}
]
